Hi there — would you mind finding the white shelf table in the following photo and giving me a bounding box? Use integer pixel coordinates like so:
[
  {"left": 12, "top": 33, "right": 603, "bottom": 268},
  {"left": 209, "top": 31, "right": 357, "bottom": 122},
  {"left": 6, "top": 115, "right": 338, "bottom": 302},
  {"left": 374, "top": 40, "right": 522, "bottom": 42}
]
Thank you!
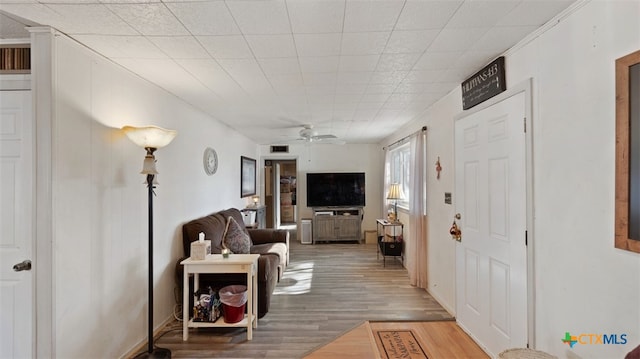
[{"left": 181, "top": 254, "right": 259, "bottom": 341}]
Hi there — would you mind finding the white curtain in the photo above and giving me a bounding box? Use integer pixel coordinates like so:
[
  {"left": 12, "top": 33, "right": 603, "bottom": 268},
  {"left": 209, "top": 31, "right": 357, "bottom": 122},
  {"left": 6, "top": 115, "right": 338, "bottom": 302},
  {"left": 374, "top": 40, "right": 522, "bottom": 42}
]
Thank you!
[
  {"left": 382, "top": 149, "right": 391, "bottom": 218},
  {"left": 407, "top": 130, "right": 428, "bottom": 289}
]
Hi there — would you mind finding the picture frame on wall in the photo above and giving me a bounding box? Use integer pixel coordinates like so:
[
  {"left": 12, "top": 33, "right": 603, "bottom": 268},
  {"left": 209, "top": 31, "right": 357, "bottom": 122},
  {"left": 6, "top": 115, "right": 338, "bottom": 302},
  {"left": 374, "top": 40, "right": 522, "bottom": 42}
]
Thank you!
[
  {"left": 241, "top": 156, "right": 257, "bottom": 198},
  {"left": 615, "top": 49, "right": 640, "bottom": 254}
]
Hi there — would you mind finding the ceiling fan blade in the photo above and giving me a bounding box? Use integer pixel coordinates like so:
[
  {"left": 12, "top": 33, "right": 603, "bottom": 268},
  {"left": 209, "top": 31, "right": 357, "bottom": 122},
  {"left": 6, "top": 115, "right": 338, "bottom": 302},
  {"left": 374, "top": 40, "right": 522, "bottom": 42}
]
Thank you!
[{"left": 312, "top": 134, "right": 337, "bottom": 140}]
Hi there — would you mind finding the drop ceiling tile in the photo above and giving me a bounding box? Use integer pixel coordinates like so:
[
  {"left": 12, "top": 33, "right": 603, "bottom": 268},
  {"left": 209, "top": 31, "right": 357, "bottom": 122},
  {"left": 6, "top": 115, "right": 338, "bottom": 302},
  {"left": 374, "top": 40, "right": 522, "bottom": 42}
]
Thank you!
[
  {"left": 333, "top": 101, "right": 358, "bottom": 109},
  {"left": 365, "top": 83, "right": 397, "bottom": 94},
  {"left": 497, "top": 1, "right": 574, "bottom": 27},
  {"left": 395, "top": 0, "right": 462, "bottom": 30},
  {"left": 166, "top": 2, "right": 239, "bottom": 35},
  {"left": 394, "top": 83, "right": 433, "bottom": 94},
  {"left": 381, "top": 101, "right": 408, "bottom": 110},
  {"left": 197, "top": 35, "right": 252, "bottom": 59},
  {"left": 307, "top": 94, "right": 335, "bottom": 105},
  {"left": 299, "top": 56, "right": 340, "bottom": 73},
  {"left": 267, "top": 73, "right": 304, "bottom": 88},
  {"left": 340, "top": 32, "right": 389, "bottom": 55},
  {"left": 334, "top": 84, "right": 366, "bottom": 95},
  {"left": 305, "top": 85, "right": 335, "bottom": 95},
  {"left": 115, "top": 58, "right": 197, "bottom": 91},
  {"left": 303, "top": 72, "right": 337, "bottom": 86},
  {"left": 175, "top": 58, "right": 247, "bottom": 100},
  {"left": 472, "top": 25, "right": 538, "bottom": 52},
  {"left": 353, "top": 108, "right": 379, "bottom": 120},
  {"left": 259, "top": 57, "right": 301, "bottom": 75},
  {"left": 447, "top": 1, "right": 519, "bottom": 28},
  {"left": 403, "top": 70, "right": 445, "bottom": 83},
  {"left": 44, "top": 4, "right": 137, "bottom": 35},
  {"left": 439, "top": 67, "right": 473, "bottom": 83},
  {"left": 74, "top": 34, "right": 167, "bottom": 58},
  {"left": 452, "top": 51, "right": 497, "bottom": 71},
  {"left": 375, "top": 53, "right": 421, "bottom": 72},
  {"left": 245, "top": 34, "right": 296, "bottom": 58},
  {"left": 273, "top": 85, "right": 306, "bottom": 96},
  {"left": 287, "top": 0, "right": 345, "bottom": 34},
  {"left": 100, "top": 0, "right": 160, "bottom": 3},
  {"left": 226, "top": 0, "right": 290, "bottom": 35},
  {"left": 376, "top": 109, "right": 402, "bottom": 120},
  {"left": 217, "top": 58, "right": 271, "bottom": 90},
  {"left": 413, "top": 51, "right": 463, "bottom": 70},
  {"left": 384, "top": 30, "right": 439, "bottom": 54},
  {"left": 332, "top": 108, "right": 356, "bottom": 118},
  {"left": 106, "top": 3, "right": 188, "bottom": 36},
  {"left": 386, "top": 93, "right": 416, "bottom": 104},
  {"left": 343, "top": 0, "right": 404, "bottom": 32},
  {"left": 0, "top": 12, "right": 30, "bottom": 39},
  {"left": 294, "top": 33, "right": 342, "bottom": 57},
  {"left": 369, "top": 71, "right": 408, "bottom": 85},
  {"left": 429, "top": 28, "right": 489, "bottom": 52},
  {"left": 361, "top": 93, "right": 391, "bottom": 103},
  {"left": 337, "top": 71, "right": 372, "bottom": 85},
  {"left": 148, "top": 36, "right": 209, "bottom": 59},
  {"left": 0, "top": 4, "right": 51, "bottom": 25},
  {"left": 338, "top": 55, "right": 379, "bottom": 72}
]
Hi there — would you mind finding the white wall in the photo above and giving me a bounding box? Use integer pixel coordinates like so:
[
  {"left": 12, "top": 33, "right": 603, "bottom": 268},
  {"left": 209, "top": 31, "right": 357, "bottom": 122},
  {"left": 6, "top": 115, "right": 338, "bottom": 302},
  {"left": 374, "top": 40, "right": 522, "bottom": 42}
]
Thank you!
[
  {"left": 387, "top": 1, "right": 640, "bottom": 357},
  {"left": 258, "top": 143, "right": 384, "bottom": 238},
  {"left": 49, "top": 32, "right": 257, "bottom": 357}
]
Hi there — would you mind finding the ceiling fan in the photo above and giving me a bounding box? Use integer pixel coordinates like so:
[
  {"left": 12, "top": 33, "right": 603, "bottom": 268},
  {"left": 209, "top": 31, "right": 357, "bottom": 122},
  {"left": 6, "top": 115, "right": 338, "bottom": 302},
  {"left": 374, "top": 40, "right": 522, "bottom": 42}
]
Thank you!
[{"left": 290, "top": 125, "right": 344, "bottom": 144}]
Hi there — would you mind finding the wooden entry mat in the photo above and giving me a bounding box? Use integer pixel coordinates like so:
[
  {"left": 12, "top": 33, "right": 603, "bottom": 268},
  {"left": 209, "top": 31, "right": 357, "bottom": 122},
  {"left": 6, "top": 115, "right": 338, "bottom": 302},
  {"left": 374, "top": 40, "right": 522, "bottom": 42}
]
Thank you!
[{"left": 373, "top": 330, "right": 428, "bottom": 359}]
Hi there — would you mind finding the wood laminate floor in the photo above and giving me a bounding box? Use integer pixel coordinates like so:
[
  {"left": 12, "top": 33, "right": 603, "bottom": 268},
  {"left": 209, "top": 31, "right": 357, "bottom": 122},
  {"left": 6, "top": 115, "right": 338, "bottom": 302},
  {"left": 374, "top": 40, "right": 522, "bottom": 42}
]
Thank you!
[
  {"left": 306, "top": 321, "right": 489, "bottom": 359},
  {"left": 149, "top": 240, "right": 455, "bottom": 358}
]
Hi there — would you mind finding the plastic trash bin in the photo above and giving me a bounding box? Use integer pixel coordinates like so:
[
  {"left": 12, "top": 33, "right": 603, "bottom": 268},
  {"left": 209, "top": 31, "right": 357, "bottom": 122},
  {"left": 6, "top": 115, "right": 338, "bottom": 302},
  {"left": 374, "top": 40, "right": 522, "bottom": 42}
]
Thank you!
[{"left": 219, "top": 285, "right": 248, "bottom": 323}]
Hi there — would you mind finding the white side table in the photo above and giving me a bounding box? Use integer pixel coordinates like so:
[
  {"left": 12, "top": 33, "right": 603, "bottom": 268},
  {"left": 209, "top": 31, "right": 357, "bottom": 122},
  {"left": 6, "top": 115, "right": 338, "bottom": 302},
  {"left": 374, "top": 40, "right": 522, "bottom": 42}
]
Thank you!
[{"left": 181, "top": 254, "right": 259, "bottom": 341}]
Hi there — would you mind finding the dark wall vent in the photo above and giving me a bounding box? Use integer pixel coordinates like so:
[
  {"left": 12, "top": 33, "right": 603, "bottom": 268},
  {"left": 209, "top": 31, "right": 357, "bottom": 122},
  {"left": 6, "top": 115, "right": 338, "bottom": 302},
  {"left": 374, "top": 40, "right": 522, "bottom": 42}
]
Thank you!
[
  {"left": 270, "top": 145, "right": 289, "bottom": 153},
  {"left": 0, "top": 46, "right": 30, "bottom": 73}
]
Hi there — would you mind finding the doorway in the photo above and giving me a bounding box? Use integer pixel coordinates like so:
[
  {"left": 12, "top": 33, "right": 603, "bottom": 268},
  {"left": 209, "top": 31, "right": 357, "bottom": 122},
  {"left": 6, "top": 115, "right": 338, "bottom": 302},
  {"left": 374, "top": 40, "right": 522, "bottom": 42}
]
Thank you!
[{"left": 264, "top": 159, "right": 297, "bottom": 231}]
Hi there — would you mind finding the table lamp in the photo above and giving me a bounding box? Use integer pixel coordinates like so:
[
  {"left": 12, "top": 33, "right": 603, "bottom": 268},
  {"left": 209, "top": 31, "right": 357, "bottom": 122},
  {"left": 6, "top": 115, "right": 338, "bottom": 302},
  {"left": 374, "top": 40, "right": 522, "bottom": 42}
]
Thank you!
[{"left": 386, "top": 183, "right": 404, "bottom": 223}]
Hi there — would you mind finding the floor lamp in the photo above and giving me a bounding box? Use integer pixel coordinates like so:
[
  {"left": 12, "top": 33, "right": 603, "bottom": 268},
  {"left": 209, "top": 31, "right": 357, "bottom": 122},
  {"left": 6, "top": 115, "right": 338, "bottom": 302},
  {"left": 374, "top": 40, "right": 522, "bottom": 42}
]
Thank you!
[{"left": 123, "top": 125, "right": 177, "bottom": 359}]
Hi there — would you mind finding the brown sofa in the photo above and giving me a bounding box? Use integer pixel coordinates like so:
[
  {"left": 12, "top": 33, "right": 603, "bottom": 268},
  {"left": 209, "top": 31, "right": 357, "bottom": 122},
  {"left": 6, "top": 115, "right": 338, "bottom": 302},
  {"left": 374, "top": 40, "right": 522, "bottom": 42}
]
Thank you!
[{"left": 178, "top": 208, "right": 289, "bottom": 318}]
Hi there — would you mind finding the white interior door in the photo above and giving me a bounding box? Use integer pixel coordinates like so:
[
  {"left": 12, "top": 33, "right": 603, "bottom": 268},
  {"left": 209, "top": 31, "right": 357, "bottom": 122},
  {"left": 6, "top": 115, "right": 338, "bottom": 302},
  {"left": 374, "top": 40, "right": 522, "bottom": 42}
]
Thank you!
[
  {"left": 0, "top": 89, "right": 34, "bottom": 358},
  {"left": 454, "top": 92, "right": 528, "bottom": 356}
]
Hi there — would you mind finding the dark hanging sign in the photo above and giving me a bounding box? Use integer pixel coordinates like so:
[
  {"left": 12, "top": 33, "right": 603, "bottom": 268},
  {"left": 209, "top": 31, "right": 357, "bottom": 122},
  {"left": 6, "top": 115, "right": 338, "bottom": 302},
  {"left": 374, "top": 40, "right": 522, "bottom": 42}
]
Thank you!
[{"left": 461, "top": 56, "right": 506, "bottom": 110}]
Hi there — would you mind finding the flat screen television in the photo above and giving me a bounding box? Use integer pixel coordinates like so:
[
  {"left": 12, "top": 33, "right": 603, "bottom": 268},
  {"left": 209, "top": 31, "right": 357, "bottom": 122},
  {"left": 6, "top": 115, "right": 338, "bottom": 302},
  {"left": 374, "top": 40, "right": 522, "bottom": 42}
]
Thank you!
[{"left": 306, "top": 172, "right": 365, "bottom": 207}]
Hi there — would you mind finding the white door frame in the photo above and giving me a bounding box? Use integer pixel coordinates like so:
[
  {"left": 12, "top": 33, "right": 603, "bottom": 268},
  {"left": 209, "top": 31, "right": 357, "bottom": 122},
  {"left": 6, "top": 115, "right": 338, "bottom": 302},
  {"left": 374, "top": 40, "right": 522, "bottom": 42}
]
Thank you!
[
  {"left": 30, "top": 27, "right": 56, "bottom": 358},
  {"left": 454, "top": 78, "right": 536, "bottom": 348}
]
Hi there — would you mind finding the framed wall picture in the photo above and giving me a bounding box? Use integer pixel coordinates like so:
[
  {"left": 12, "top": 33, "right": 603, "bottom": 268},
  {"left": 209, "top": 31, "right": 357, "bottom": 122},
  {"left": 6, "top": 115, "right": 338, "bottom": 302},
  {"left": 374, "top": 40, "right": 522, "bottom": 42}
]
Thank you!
[
  {"left": 615, "top": 49, "right": 640, "bottom": 254},
  {"left": 241, "top": 156, "right": 257, "bottom": 198}
]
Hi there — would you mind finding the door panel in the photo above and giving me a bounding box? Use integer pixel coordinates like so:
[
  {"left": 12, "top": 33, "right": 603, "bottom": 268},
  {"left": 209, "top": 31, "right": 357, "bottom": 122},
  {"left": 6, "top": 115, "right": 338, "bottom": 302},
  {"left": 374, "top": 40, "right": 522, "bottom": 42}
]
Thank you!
[
  {"left": 455, "top": 92, "right": 527, "bottom": 356},
  {"left": 0, "top": 90, "right": 33, "bottom": 358}
]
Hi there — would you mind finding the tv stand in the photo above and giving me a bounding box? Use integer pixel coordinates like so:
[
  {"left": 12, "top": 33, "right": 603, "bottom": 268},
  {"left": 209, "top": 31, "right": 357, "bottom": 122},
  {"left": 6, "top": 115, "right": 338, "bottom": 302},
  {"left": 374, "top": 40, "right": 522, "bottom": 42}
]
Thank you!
[{"left": 312, "top": 207, "right": 363, "bottom": 244}]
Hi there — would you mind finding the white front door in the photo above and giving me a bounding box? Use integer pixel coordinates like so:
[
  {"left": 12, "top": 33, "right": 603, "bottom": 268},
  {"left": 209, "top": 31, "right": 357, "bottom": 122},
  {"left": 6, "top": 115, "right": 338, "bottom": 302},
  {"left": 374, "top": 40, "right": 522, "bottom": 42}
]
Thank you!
[
  {"left": 454, "top": 92, "right": 528, "bottom": 356},
  {"left": 0, "top": 89, "right": 34, "bottom": 358}
]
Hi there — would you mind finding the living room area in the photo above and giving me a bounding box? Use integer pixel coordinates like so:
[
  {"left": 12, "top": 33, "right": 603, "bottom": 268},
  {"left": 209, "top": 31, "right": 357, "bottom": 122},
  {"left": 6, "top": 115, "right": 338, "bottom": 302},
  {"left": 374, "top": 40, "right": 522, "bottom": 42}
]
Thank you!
[
  {"left": 157, "top": 239, "right": 455, "bottom": 358},
  {"left": 5, "top": 2, "right": 640, "bottom": 358}
]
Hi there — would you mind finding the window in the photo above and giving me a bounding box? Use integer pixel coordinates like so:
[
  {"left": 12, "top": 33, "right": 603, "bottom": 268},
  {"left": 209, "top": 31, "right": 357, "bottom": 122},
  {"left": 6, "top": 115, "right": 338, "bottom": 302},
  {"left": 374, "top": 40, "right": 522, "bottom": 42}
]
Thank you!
[{"left": 388, "top": 143, "right": 410, "bottom": 208}]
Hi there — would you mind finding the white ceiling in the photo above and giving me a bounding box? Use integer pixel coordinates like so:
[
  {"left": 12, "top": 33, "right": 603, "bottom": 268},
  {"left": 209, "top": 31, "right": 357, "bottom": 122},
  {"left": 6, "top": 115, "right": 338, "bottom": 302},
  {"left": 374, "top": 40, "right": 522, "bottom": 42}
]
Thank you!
[{"left": 0, "top": 0, "right": 574, "bottom": 145}]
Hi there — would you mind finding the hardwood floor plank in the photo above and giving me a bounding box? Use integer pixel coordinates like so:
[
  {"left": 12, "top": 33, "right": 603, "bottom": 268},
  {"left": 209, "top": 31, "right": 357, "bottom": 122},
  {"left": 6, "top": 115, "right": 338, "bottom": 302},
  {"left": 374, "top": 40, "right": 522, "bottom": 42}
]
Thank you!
[{"left": 145, "top": 240, "right": 453, "bottom": 358}]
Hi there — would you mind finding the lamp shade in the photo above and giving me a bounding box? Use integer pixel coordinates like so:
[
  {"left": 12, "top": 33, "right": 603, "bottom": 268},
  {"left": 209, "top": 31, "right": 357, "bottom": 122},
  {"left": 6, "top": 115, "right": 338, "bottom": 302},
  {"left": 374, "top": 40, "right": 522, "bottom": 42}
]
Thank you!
[
  {"left": 122, "top": 125, "right": 177, "bottom": 149},
  {"left": 387, "top": 183, "right": 405, "bottom": 200}
]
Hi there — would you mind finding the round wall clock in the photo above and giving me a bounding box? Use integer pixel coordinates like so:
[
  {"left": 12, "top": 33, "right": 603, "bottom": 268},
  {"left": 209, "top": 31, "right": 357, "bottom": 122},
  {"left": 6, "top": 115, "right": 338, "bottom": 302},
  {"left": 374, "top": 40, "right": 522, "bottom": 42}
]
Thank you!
[{"left": 203, "top": 147, "right": 218, "bottom": 175}]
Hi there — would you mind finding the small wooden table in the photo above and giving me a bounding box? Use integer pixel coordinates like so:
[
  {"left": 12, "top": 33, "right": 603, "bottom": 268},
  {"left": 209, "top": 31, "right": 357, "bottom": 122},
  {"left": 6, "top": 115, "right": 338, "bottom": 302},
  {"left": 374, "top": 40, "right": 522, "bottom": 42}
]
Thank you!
[
  {"left": 376, "top": 219, "right": 404, "bottom": 267},
  {"left": 181, "top": 254, "right": 259, "bottom": 341}
]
